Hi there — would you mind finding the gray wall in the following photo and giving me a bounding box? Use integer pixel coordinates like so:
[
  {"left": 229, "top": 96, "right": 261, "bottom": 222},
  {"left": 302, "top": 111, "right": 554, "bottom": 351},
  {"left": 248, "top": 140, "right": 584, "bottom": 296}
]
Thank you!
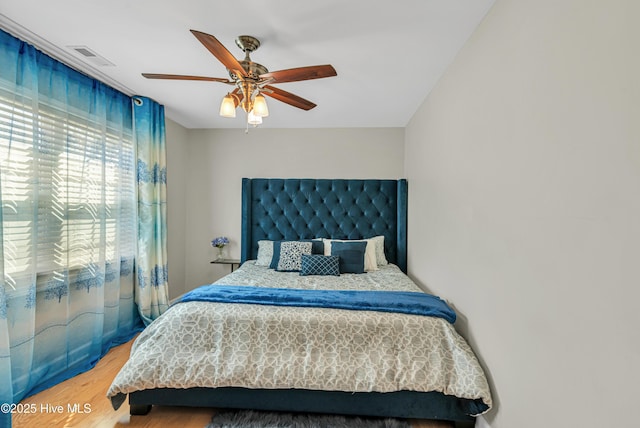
[
  {"left": 165, "top": 118, "right": 188, "bottom": 300},
  {"left": 165, "top": 127, "right": 404, "bottom": 296},
  {"left": 405, "top": 0, "right": 640, "bottom": 427}
]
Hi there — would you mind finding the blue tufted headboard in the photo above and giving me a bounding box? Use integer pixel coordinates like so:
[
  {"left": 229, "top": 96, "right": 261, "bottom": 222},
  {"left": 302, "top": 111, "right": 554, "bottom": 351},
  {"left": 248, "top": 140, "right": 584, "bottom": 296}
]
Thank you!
[{"left": 241, "top": 178, "right": 408, "bottom": 273}]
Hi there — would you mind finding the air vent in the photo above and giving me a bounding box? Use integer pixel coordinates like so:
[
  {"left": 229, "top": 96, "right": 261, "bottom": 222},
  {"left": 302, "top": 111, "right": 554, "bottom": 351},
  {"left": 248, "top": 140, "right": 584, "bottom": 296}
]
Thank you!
[{"left": 67, "top": 45, "right": 115, "bottom": 67}]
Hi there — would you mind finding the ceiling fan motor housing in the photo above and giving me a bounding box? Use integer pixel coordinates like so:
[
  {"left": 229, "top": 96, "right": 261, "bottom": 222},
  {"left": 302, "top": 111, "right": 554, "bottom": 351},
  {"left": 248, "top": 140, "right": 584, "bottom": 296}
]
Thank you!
[
  {"left": 236, "top": 60, "right": 268, "bottom": 80},
  {"left": 228, "top": 36, "right": 268, "bottom": 81}
]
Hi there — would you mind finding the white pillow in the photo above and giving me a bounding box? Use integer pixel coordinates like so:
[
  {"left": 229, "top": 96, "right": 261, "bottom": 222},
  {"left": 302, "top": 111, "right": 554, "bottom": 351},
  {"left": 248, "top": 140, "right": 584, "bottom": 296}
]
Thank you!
[
  {"left": 276, "top": 241, "right": 313, "bottom": 272},
  {"left": 255, "top": 240, "right": 274, "bottom": 266},
  {"left": 323, "top": 238, "right": 378, "bottom": 272},
  {"left": 369, "top": 235, "right": 388, "bottom": 266}
]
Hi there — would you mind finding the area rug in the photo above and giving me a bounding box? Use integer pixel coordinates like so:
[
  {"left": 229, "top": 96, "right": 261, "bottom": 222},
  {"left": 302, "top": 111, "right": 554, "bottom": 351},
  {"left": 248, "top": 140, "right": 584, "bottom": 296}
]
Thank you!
[{"left": 207, "top": 409, "right": 411, "bottom": 428}]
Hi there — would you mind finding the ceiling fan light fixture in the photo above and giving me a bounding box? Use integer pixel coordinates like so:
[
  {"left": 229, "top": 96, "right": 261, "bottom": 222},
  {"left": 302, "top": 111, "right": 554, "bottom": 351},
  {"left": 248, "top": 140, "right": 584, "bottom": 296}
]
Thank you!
[
  {"left": 247, "top": 110, "right": 262, "bottom": 126},
  {"left": 252, "top": 94, "right": 269, "bottom": 117},
  {"left": 219, "top": 94, "right": 236, "bottom": 118}
]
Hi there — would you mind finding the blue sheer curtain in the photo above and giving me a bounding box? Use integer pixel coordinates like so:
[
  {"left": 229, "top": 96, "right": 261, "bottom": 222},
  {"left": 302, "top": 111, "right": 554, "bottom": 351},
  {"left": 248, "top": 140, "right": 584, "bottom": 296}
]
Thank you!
[
  {"left": 133, "top": 96, "right": 170, "bottom": 325},
  {"left": 0, "top": 29, "right": 143, "bottom": 425}
]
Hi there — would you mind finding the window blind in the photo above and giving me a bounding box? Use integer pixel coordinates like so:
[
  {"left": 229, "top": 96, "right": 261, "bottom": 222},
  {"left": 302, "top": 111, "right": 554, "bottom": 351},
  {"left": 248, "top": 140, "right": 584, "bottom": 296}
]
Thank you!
[{"left": 0, "top": 88, "right": 135, "bottom": 292}]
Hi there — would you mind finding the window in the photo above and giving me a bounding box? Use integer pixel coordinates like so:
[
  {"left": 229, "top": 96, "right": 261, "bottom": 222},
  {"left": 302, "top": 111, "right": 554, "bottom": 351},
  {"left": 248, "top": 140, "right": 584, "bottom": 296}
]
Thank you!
[{"left": 0, "top": 87, "right": 135, "bottom": 293}]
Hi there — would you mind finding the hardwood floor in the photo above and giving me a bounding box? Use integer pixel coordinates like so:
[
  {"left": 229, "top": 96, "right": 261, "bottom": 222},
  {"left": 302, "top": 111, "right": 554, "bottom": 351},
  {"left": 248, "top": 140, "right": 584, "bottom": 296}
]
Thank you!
[{"left": 13, "top": 337, "right": 453, "bottom": 428}]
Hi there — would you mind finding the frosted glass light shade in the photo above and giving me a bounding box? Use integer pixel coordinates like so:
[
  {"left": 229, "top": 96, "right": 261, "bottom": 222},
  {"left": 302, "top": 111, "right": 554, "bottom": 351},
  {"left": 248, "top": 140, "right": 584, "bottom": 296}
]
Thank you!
[
  {"left": 252, "top": 94, "right": 269, "bottom": 117},
  {"left": 219, "top": 94, "right": 236, "bottom": 118},
  {"left": 247, "top": 110, "right": 262, "bottom": 125}
]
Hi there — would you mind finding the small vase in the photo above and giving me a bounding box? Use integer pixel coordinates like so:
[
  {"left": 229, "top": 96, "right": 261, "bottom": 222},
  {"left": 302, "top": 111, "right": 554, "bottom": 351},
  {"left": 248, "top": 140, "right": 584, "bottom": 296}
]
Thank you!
[{"left": 216, "top": 246, "right": 225, "bottom": 260}]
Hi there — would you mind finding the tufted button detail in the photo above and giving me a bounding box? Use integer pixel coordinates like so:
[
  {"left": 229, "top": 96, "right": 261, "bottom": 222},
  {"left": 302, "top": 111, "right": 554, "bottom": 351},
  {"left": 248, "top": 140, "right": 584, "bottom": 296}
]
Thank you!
[{"left": 247, "top": 179, "right": 399, "bottom": 263}]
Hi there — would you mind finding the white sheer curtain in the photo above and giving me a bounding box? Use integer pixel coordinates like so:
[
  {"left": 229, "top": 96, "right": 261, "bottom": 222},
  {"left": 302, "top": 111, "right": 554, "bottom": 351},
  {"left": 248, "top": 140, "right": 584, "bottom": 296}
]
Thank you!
[
  {"left": 133, "top": 96, "right": 170, "bottom": 324},
  {"left": 0, "top": 29, "right": 142, "bottom": 426}
]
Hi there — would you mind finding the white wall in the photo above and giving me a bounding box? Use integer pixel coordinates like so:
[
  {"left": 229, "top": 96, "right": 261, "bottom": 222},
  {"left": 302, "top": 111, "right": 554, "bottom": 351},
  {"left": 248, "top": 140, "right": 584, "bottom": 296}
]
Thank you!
[
  {"left": 405, "top": 1, "right": 640, "bottom": 427},
  {"left": 183, "top": 127, "right": 404, "bottom": 291}
]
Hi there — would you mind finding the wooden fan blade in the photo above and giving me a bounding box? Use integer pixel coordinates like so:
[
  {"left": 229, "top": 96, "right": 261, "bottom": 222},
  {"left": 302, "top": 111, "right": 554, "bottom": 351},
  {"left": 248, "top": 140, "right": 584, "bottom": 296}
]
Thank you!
[
  {"left": 190, "top": 30, "right": 248, "bottom": 77},
  {"left": 263, "top": 85, "right": 317, "bottom": 110},
  {"left": 260, "top": 65, "right": 336, "bottom": 84},
  {"left": 142, "top": 73, "right": 232, "bottom": 83}
]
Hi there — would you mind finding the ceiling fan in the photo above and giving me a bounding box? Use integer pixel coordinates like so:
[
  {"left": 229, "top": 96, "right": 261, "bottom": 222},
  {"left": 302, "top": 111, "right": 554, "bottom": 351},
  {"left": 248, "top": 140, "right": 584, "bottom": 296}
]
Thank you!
[{"left": 142, "top": 30, "right": 337, "bottom": 126}]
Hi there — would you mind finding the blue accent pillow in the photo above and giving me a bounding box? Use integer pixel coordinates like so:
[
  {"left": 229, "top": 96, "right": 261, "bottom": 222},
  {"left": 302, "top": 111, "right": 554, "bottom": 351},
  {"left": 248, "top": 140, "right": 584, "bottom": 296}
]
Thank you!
[
  {"left": 299, "top": 255, "right": 340, "bottom": 276},
  {"left": 330, "top": 241, "right": 367, "bottom": 274},
  {"left": 269, "top": 241, "right": 283, "bottom": 269},
  {"left": 309, "top": 239, "right": 325, "bottom": 255}
]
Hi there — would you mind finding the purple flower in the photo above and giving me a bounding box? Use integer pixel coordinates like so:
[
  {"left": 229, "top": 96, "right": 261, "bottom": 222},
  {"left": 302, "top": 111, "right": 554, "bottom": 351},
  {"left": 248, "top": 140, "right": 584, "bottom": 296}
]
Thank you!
[{"left": 211, "top": 236, "right": 230, "bottom": 248}]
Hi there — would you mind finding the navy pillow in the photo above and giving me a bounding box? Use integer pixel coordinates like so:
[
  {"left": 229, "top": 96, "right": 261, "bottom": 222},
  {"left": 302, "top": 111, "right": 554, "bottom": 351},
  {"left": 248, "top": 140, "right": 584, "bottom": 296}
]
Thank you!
[
  {"left": 269, "top": 241, "right": 283, "bottom": 269},
  {"left": 299, "top": 255, "right": 340, "bottom": 276},
  {"left": 330, "top": 241, "right": 367, "bottom": 274},
  {"left": 309, "top": 239, "right": 325, "bottom": 255}
]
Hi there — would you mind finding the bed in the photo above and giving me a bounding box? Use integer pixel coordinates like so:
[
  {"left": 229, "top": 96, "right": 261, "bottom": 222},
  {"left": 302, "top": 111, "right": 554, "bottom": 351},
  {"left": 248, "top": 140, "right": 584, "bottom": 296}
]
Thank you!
[{"left": 107, "top": 178, "right": 492, "bottom": 425}]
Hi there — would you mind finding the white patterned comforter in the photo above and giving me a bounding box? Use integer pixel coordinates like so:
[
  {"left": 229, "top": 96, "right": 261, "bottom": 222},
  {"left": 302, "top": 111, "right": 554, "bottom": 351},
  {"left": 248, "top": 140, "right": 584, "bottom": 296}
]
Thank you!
[{"left": 107, "top": 261, "right": 492, "bottom": 414}]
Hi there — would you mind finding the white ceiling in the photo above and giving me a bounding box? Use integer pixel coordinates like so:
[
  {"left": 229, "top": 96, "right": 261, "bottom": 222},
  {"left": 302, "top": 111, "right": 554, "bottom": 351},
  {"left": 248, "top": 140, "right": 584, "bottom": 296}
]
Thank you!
[{"left": 0, "top": 0, "right": 494, "bottom": 129}]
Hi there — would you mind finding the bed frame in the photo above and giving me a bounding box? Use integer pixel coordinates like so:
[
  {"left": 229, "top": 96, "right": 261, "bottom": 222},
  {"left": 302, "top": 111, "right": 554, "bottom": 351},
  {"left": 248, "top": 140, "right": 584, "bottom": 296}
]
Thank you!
[{"left": 128, "top": 178, "right": 484, "bottom": 426}]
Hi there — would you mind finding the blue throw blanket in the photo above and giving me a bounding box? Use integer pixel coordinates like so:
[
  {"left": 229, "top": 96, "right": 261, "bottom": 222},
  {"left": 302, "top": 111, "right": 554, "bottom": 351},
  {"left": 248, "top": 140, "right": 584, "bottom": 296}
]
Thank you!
[{"left": 177, "top": 285, "right": 456, "bottom": 324}]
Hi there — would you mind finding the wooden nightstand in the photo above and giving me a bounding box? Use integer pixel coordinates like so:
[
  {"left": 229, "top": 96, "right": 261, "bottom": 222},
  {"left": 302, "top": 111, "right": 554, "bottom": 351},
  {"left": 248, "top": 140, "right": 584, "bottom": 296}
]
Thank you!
[{"left": 210, "top": 258, "right": 241, "bottom": 272}]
